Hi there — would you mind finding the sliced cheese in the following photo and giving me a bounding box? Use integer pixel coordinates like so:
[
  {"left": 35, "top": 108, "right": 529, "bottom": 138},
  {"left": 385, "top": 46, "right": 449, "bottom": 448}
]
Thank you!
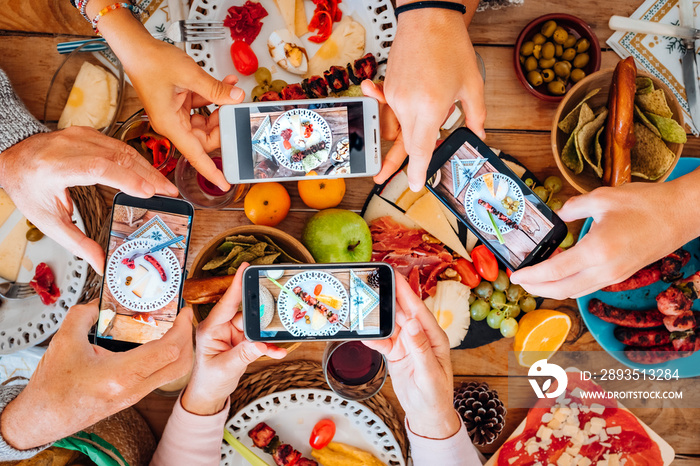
[
  {"left": 305, "top": 18, "right": 365, "bottom": 78},
  {"left": 434, "top": 194, "right": 459, "bottom": 232},
  {"left": 131, "top": 265, "right": 149, "bottom": 285},
  {"left": 396, "top": 187, "right": 428, "bottom": 211},
  {"left": 405, "top": 193, "right": 471, "bottom": 260},
  {"left": 0, "top": 218, "right": 30, "bottom": 281},
  {"left": 58, "top": 62, "right": 117, "bottom": 130},
  {"left": 363, "top": 195, "right": 421, "bottom": 230},
  {"left": 311, "top": 309, "right": 325, "bottom": 330},
  {"left": 294, "top": 0, "right": 307, "bottom": 37},
  {"left": 132, "top": 275, "right": 152, "bottom": 298},
  {"left": 0, "top": 189, "right": 15, "bottom": 227},
  {"left": 97, "top": 308, "right": 116, "bottom": 336},
  {"left": 379, "top": 170, "right": 410, "bottom": 204},
  {"left": 274, "top": 0, "right": 296, "bottom": 36},
  {"left": 483, "top": 172, "right": 496, "bottom": 196}
]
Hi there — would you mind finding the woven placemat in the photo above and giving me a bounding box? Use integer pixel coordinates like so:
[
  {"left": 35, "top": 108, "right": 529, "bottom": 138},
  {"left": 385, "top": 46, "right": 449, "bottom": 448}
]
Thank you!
[
  {"left": 229, "top": 359, "right": 409, "bottom": 460},
  {"left": 68, "top": 185, "right": 109, "bottom": 304}
]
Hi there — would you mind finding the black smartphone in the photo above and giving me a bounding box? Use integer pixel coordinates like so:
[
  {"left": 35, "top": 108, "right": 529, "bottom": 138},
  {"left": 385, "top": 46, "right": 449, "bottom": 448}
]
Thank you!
[
  {"left": 242, "top": 263, "right": 395, "bottom": 342},
  {"left": 426, "top": 128, "right": 568, "bottom": 270},
  {"left": 95, "top": 193, "right": 194, "bottom": 351}
]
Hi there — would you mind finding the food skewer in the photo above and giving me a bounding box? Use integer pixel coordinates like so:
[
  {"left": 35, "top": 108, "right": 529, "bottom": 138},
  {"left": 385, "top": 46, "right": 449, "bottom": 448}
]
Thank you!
[
  {"left": 487, "top": 211, "right": 505, "bottom": 244},
  {"left": 222, "top": 429, "right": 270, "bottom": 466},
  {"left": 267, "top": 276, "right": 349, "bottom": 330}
]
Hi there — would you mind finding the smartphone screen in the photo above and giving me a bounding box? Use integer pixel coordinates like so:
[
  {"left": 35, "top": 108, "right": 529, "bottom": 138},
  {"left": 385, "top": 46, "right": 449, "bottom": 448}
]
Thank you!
[
  {"left": 221, "top": 98, "right": 380, "bottom": 182},
  {"left": 427, "top": 128, "right": 567, "bottom": 269},
  {"left": 243, "top": 263, "right": 394, "bottom": 342},
  {"left": 96, "top": 194, "right": 193, "bottom": 350}
]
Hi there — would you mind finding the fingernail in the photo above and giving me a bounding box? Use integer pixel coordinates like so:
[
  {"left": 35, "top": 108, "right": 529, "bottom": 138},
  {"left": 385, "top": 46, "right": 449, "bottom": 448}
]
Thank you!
[
  {"left": 408, "top": 182, "right": 422, "bottom": 192},
  {"left": 230, "top": 87, "right": 244, "bottom": 101},
  {"left": 509, "top": 273, "right": 520, "bottom": 284},
  {"left": 406, "top": 319, "right": 421, "bottom": 336}
]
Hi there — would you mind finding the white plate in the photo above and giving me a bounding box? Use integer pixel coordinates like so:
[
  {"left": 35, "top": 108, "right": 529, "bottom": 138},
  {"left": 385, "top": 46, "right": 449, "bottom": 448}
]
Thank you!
[
  {"left": 464, "top": 173, "right": 525, "bottom": 235},
  {"left": 0, "top": 205, "right": 88, "bottom": 354},
  {"left": 105, "top": 238, "right": 181, "bottom": 312},
  {"left": 221, "top": 389, "right": 405, "bottom": 466},
  {"left": 186, "top": 0, "right": 396, "bottom": 100},
  {"left": 277, "top": 271, "right": 348, "bottom": 337},
  {"left": 270, "top": 108, "right": 332, "bottom": 172}
]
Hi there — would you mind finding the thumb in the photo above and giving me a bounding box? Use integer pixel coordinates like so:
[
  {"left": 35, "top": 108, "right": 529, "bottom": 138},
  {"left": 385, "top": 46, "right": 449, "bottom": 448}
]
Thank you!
[
  {"left": 401, "top": 318, "right": 439, "bottom": 373},
  {"left": 190, "top": 68, "right": 245, "bottom": 105},
  {"left": 556, "top": 194, "right": 598, "bottom": 222},
  {"left": 221, "top": 340, "right": 265, "bottom": 372},
  {"left": 60, "top": 301, "right": 100, "bottom": 338},
  {"left": 361, "top": 79, "right": 386, "bottom": 104}
]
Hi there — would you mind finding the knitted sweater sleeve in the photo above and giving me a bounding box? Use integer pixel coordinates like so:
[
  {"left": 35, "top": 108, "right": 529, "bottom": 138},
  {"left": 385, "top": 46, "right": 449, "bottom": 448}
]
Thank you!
[
  {"left": 0, "top": 384, "right": 52, "bottom": 460},
  {"left": 0, "top": 69, "right": 48, "bottom": 153}
]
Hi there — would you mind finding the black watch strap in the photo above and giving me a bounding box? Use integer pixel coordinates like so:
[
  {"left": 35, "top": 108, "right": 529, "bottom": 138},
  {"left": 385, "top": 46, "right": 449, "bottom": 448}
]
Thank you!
[{"left": 395, "top": 1, "right": 467, "bottom": 17}]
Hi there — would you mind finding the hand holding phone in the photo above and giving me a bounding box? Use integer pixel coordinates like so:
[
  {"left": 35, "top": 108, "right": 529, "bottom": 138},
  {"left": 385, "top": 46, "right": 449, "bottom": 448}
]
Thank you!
[{"left": 243, "top": 263, "right": 395, "bottom": 342}]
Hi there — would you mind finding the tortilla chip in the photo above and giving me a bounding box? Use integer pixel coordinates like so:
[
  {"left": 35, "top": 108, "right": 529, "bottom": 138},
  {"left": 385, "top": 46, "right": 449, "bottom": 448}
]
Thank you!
[
  {"left": 635, "top": 76, "right": 654, "bottom": 95},
  {"left": 576, "top": 108, "right": 608, "bottom": 178},
  {"left": 230, "top": 242, "right": 268, "bottom": 269},
  {"left": 645, "top": 112, "right": 687, "bottom": 143},
  {"left": 635, "top": 89, "right": 673, "bottom": 118},
  {"left": 217, "top": 241, "right": 235, "bottom": 254},
  {"left": 557, "top": 88, "right": 601, "bottom": 134},
  {"left": 202, "top": 245, "right": 245, "bottom": 270},
  {"left": 631, "top": 122, "right": 676, "bottom": 180},
  {"left": 634, "top": 105, "right": 661, "bottom": 138},
  {"left": 225, "top": 235, "right": 259, "bottom": 244},
  {"left": 561, "top": 103, "right": 595, "bottom": 174},
  {"left": 251, "top": 253, "right": 281, "bottom": 265},
  {"left": 594, "top": 125, "right": 605, "bottom": 177},
  {"left": 259, "top": 234, "right": 302, "bottom": 263}
]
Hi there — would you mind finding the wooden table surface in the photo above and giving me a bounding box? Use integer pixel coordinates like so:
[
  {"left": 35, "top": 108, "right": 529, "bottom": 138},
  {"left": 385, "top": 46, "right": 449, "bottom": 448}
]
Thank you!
[{"left": 2, "top": 0, "right": 699, "bottom": 463}]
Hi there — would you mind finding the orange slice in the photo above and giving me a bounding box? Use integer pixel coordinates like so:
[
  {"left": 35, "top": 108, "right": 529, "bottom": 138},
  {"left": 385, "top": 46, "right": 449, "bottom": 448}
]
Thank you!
[{"left": 513, "top": 309, "right": 571, "bottom": 367}]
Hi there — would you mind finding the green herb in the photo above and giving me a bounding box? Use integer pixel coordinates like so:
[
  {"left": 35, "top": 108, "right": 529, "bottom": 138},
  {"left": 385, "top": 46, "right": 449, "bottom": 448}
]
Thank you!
[{"left": 488, "top": 211, "right": 505, "bottom": 244}]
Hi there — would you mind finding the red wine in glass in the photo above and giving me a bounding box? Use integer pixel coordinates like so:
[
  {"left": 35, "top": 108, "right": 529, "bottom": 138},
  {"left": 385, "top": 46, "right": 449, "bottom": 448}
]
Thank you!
[
  {"left": 327, "top": 341, "right": 382, "bottom": 385},
  {"left": 196, "top": 157, "right": 228, "bottom": 196}
]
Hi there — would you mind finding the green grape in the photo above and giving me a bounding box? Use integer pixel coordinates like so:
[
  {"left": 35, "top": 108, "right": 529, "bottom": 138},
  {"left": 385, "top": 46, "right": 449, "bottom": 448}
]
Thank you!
[
  {"left": 560, "top": 231, "right": 574, "bottom": 249},
  {"left": 270, "top": 79, "right": 288, "bottom": 93},
  {"left": 500, "top": 317, "right": 519, "bottom": 338},
  {"left": 487, "top": 309, "right": 505, "bottom": 329},
  {"left": 251, "top": 85, "right": 268, "bottom": 101},
  {"left": 544, "top": 175, "right": 563, "bottom": 194},
  {"left": 506, "top": 284, "right": 525, "bottom": 302},
  {"left": 533, "top": 186, "right": 549, "bottom": 201},
  {"left": 254, "top": 67, "right": 272, "bottom": 85},
  {"left": 468, "top": 294, "right": 476, "bottom": 305},
  {"left": 525, "top": 178, "right": 534, "bottom": 187},
  {"left": 474, "top": 281, "right": 494, "bottom": 300},
  {"left": 547, "top": 197, "right": 563, "bottom": 211},
  {"left": 505, "top": 303, "right": 521, "bottom": 319},
  {"left": 470, "top": 299, "right": 491, "bottom": 321},
  {"left": 492, "top": 270, "right": 510, "bottom": 291},
  {"left": 491, "top": 290, "right": 506, "bottom": 309},
  {"left": 520, "top": 296, "right": 537, "bottom": 313}
]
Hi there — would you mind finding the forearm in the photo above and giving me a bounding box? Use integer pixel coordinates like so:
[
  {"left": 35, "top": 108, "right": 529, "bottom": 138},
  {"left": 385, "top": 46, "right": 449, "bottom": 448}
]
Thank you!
[
  {"left": 0, "top": 69, "right": 48, "bottom": 155},
  {"left": 0, "top": 385, "right": 52, "bottom": 460},
  {"left": 659, "top": 169, "right": 700, "bottom": 245},
  {"left": 406, "top": 418, "right": 482, "bottom": 466},
  {"left": 395, "top": 0, "right": 478, "bottom": 26},
  {"left": 404, "top": 408, "right": 462, "bottom": 439}
]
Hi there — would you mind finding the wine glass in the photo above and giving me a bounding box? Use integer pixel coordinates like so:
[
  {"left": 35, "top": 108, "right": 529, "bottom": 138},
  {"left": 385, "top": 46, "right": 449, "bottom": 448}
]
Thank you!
[{"left": 322, "top": 341, "right": 387, "bottom": 401}]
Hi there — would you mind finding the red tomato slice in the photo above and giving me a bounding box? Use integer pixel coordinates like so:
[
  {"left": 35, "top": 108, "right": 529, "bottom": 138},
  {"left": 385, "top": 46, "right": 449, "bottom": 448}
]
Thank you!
[
  {"left": 471, "top": 245, "right": 499, "bottom": 281},
  {"left": 453, "top": 258, "right": 481, "bottom": 288},
  {"left": 309, "top": 419, "right": 336, "bottom": 450},
  {"left": 230, "top": 40, "right": 258, "bottom": 75},
  {"left": 314, "top": 284, "right": 323, "bottom": 296}
]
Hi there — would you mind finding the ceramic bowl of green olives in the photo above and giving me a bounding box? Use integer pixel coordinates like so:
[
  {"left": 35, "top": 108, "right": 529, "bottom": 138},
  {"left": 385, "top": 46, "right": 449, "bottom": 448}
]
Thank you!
[{"left": 514, "top": 14, "right": 601, "bottom": 102}]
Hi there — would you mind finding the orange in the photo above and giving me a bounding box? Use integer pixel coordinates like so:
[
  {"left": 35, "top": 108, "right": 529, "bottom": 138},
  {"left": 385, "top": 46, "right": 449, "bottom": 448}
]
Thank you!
[
  {"left": 244, "top": 182, "right": 291, "bottom": 227},
  {"left": 297, "top": 171, "right": 346, "bottom": 209},
  {"left": 513, "top": 309, "right": 571, "bottom": 368}
]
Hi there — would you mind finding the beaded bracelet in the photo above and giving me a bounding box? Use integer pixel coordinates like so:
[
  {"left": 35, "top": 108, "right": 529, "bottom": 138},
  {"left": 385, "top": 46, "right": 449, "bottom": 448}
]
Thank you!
[
  {"left": 91, "top": 2, "right": 142, "bottom": 34},
  {"left": 394, "top": 1, "right": 467, "bottom": 17},
  {"left": 76, "top": 0, "right": 90, "bottom": 22}
]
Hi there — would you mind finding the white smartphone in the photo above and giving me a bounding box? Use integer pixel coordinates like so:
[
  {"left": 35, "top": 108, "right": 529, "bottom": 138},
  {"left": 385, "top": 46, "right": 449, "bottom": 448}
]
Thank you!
[{"left": 220, "top": 97, "right": 381, "bottom": 183}]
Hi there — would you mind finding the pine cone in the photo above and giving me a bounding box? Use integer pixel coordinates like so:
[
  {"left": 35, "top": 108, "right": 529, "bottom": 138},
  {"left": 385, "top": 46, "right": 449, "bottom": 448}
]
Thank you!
[
  {"left": 454, "top": 381, "right": 506, "bottom": 446},
  {"left": 367, "top": 270, "right": 380, "bottom": 288}
]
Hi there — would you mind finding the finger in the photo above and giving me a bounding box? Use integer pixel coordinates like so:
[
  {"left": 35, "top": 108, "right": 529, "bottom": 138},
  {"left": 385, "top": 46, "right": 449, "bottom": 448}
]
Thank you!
[
  {"left": 219, "top": 340, "right": 285, "bottom": 371},
  {"left": 404, "top": 114, "right": 441, "bottom": 191},
  {"left": 519, "top": 267, "right": 609, "bottom": 301},
  {"left": 460, "top": 98, "right": 486, "bottom": 140},
  {"left": 191, "top": 74, "right": 240, "bottom": 108},
  {"left": 167, "top": 122, "right": 230, "bottom": 191},
  {"left": 362, "top": 338, "right": 392, "bottom": 355},
  {"left": 59, "top": 302, "right": 100, "bottom": 338},
  {"left": 186, "top": 68, "right": 245, "bottom": 106},
  {"left": 203, "top": 264, "right": 249, "bottom": 327},
  {"left": 190, "top": 109, "right": 222, "bottom": 153},
  {"left": 360, "top": 80, "right": 387, "bottom": 103},
  {"left": 556, "top": 194, "right": 600, "bottom": 223},
  {"left": 510, "top": 237, "right": 596, "bottom": 286},
  {"left": 41, "top": 215, "right": 106, "bottom": 273},
  {"left": 373, "top": 133, "right": 408, "bottom": 185},
  {"left": 394, "top": 274, "right": 446, "bottom": 345},
  {"left": 400, "top": 318, "right": 440, "bottom": 373}
]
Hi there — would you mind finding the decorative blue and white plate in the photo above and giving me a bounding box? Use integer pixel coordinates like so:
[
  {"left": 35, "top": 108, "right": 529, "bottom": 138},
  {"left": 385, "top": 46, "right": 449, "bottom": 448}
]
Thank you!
[
  {"left": 270, "top": 109, "right": 332, "bottom": 172},
  {"left": 464, "top": 173, "right": 525, "bottom": 235}
]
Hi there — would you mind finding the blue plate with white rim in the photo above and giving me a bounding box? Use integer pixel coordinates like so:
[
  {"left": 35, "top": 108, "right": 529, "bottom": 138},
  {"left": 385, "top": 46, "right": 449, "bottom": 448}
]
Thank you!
[{"left": 576, "top": 158, "right": 700, "bottom": 377}]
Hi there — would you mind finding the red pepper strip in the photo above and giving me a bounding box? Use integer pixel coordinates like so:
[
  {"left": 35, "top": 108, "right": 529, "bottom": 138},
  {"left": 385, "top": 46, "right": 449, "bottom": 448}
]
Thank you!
[
  {"left": 141, "top": 135, "right": 171, "bottom": 167},
  {"left": 308, "top": 11, "right": 332, "bottom": 43}
]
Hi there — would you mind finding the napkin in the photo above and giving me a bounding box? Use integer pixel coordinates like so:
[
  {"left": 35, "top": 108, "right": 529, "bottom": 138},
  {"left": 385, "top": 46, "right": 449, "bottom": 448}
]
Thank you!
[
  {"left": 607, "top": 0, "right": 700, "bottom": 135},
  {"left": 129, "top": 215, "right": 186, "bottom": 248},
  {"left": 349, "top": 270, "right": 379, "bottom": 332}
]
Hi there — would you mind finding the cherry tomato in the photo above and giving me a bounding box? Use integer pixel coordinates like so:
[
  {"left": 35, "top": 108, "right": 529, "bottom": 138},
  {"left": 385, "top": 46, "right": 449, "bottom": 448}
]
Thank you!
[
  {"left": 471, "top": 245, "right": 499, "bottom": 281},
  {"left": 506, "top": 268, "right": 513, "bottom": 278},
  {"left": 452, "top": 258, "right": 481, "bottom": 288},
  {"left": 230, "top": 41, "right": 258, "bottom": 75},
  {"left": 310, "top": 419, "right": 336, "bottom": 450},
  {"left": 314, "top": 284, "right": 323, "bottom": 295}
]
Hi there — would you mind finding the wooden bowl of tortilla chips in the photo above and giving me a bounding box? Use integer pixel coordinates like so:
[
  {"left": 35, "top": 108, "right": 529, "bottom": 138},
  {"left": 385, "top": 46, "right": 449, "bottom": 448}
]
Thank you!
[
  {"left": 552, "top": 68, "right": 684, "bottom": 194},
  {"left": 189, "top": 225, "right": 315, "bottom": 357}
]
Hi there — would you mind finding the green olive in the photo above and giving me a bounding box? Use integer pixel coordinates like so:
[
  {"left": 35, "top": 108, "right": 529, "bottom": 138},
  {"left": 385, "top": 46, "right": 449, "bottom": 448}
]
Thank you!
[
  {"left": 541, "top": 42, "right": 555, "bottom": 60},
  {"left": 573, "top": 53, "right": 590, "bottom": 69},
  {"left": 554, "top": 44, "right": 563, "bottom": 57},
  {"left": 26, "top": 228, "right": 44, "bottom": 242},
  {"left": 538, "top": 57, "right": 556, "bottom": 69},
  {"left": 575, "top": 37, "right": 591, "bottom": 53},
  {"left": 541, "top": 20, "right": 557, "bottom": 38},
  {"left": 547, "top": 197, "right": 563, "bottom": 210},
  {"left": 542, "top": 69, "right": 555, "bottom": 82},
  {"left": 532, "top": 33, "right": 546, "bottom": 45},
  {"left": 251, "top": 85, "right": 267, "bottom": 101},
  {"left": 524, "top": 56, "right": 538, "bottom": 72},
  {"left": 547, "top": 79, "right": 566, "bottom": 95},
  {"left": 570, "top": 68, "right": 586, "bottom": 83},
  {"left": 553, "top": 60, "right": 572, "bottom": 78},
  {"left": 519, "top": 55, "right": 526, "bottom": 65},
  {"left": 563, "top": 34, "right": 577, "bottom": 49},
  {"left": 552, "top": 27, "right": 568, "bottom": 44},
  {"left": 520, "top": 41, "right": 535, "bottom": 56},
  {"left": 562, "top": 47, "right": 576, "bottom": 62},
  {"left": 532, "top": 44, "right": 542, "bottom": 59},
  {"left": 254, "top": 67, "right": 272, "bottom": 85},
  {"left": 527, "top": 70, "right": 543, "bottom": 87},
  {"left": 270, "top": 80, "right": 287, "bottom": 92}
]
